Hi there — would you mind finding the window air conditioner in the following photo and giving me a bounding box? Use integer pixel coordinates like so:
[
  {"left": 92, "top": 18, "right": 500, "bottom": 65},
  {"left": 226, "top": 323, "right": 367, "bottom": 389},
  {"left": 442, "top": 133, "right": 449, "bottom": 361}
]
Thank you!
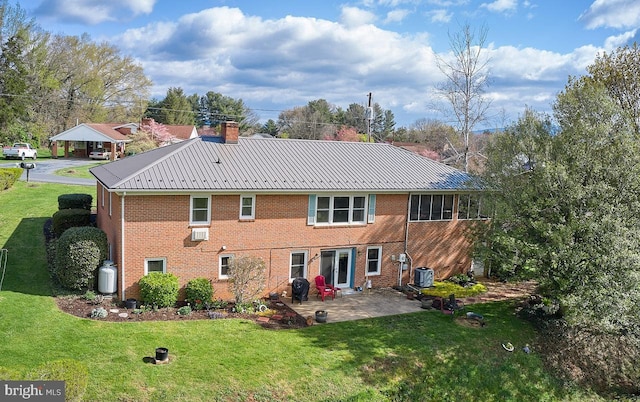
[{"left": 191, "top": 228, "right": 209, "bottom": 241}]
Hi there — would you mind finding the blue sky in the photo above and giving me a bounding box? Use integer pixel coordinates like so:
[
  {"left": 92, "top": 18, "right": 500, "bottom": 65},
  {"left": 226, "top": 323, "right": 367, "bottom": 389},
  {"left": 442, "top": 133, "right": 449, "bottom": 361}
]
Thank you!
[{"left": 24, "top": 0, "right": 640, "bottom": 130}]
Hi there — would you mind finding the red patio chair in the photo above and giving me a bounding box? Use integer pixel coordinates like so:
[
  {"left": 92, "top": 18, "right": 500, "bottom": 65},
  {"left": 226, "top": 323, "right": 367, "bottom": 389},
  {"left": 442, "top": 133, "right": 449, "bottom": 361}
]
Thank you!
[{"left": 314, "top": 275, "right": 338, "bottom": 301}]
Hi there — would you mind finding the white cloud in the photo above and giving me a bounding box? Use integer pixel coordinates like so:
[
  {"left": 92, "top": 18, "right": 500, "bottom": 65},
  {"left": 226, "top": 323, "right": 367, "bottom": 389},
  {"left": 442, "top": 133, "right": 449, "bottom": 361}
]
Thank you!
[
  {"left": 112, "top": 6, "right": 605, "bottom": 129},
  {"left": 34, "top": 0, "right": 156, "bottom": 25},
  {"left": 384, "top": 9, "right": 412, "bottom": 24},
  {"left": 579, "top": 0, "right": 640, "bottom": 29},
  {"left": 604, "top": 29, "right": 638, "bottom": 49},
  {"left": 480, "top": 0, "right": 517, "bottom": 13},
  {"left": 427, "top": 9, "right": 453, "bottom": 23},
  {"left": 340, "top": 6, "right": 377, "bottom": 27}
]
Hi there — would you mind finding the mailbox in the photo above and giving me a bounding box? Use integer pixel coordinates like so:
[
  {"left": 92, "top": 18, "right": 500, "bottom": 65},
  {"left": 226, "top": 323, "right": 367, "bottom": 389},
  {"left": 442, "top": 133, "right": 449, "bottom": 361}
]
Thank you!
[{"left": 19, "top": 162, "right": 36, "bottom": 182}]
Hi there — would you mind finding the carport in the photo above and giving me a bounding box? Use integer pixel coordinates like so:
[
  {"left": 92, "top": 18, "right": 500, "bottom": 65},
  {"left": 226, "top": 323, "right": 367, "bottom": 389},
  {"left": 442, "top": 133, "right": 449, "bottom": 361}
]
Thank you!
[{"left": 49, "top": 123, "right": 133, "bottom": 160}]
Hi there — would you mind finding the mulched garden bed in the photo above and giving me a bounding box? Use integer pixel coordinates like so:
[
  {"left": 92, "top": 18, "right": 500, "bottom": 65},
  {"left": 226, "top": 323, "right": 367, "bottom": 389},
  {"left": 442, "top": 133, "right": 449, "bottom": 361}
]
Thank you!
[{"left": 55, "top": 296, "right": 309, "bottom": 330}]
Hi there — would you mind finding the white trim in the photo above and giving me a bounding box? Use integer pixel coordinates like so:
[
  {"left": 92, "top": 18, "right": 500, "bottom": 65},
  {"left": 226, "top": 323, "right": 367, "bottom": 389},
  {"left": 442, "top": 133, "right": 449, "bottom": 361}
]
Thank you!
[
  {"left": 409, "top": 193, "right": 454, "bottom": 222},
  {"left": 289, "top": 250, "right": 308, "bottom": 281},
  {"left": 108, "top": 192, "right": 112, "bottom": 217},
  {"left": 144, "top": 257, "right": 167, "bottom": 275},
  {"left": 314, "top": 194, "right": 367, "bottom": 225},
  {"left": 190, "top": 195, "right": 211, "bottom": 225},
  {"left": 239, "top": 194, "right": 255, "bottom": 220},
  {"left": 101, "top": 186, "right": 105, "bottom": 208},
  {"left": 219, "top": 254, "right": 233, "bottom": 279},
  {"left": 365, "top": 246, "right": 382, "bottom": 276}
]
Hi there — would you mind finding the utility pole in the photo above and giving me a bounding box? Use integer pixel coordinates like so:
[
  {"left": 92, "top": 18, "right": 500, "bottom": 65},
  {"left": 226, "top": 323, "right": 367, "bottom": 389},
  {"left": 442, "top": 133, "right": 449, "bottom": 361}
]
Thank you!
[{"left": 366, "top": 92, "right": 373, "bottom": 142}]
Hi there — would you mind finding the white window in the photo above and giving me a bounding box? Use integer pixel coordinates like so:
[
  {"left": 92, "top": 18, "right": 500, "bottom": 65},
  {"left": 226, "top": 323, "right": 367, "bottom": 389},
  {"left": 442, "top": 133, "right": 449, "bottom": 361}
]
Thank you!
[
  {"left": 458, "top": 194, "right": 491, "bottom": 220},
  {"left": 409, "top": 194, "right": 454, "bottom": 222},
  {"left": 219, "top": 254, "right": 233, "bottom": 279},
  {"left": 239, "top": 195, "right": 255, "bottom": 220},
  {"left": 314, "top": 195, "right": 367, "bottom": 225},
  {"left": 289, "top": 251, "right": 308, "bottom": 280},
  {"left": 190, "top": 195, "right": 210, "bottom": 225},
  {"left": 145, "top": 257, "right": 166, "bottom": 275},
  {"left": 366, "top": 246, "right": 382, "bottom": 276}
]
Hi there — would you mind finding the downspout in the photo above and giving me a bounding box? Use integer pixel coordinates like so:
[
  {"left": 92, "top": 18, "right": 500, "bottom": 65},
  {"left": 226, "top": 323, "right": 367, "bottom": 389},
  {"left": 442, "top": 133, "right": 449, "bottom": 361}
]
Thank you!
[
  {"left": 120, "top": 192, "right": 126, "bottom": 301},
  {"left": 402, "top": 194, "right": 414, "bottom": 287}
]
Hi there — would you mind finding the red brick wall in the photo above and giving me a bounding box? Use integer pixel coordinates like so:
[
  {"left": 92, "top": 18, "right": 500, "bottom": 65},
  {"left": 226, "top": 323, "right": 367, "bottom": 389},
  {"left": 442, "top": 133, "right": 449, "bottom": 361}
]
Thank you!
[{"left": 96, "top": 191, "right": 476, "bottom": 302}]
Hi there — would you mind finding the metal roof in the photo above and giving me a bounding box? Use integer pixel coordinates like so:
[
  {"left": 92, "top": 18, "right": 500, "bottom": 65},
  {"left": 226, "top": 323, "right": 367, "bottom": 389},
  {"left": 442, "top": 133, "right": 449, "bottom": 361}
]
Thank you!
[{"left": 90, "top": 136, "right": 475, "bottom": 192}]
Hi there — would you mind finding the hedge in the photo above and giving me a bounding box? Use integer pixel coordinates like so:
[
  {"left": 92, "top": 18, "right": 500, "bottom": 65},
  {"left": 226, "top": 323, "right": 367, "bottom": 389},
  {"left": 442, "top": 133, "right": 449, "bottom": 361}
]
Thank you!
[
  {"left": 185, "top": 278, "right": 215, "bottom": 310},
  {"left": 0, "top": 167, "right": 22, "bottom": 190},
  {"left": 139, "top": 272, "right": 179, "bottom": 308},
  {"left": 58, "top": 193, "right": 93, "bottom": 210},
  {"left": 52, "top": 208, "right": 91, "bottom": 238},
  {"left": 54, "top": 226, "right": 108, "bottom": 290}
]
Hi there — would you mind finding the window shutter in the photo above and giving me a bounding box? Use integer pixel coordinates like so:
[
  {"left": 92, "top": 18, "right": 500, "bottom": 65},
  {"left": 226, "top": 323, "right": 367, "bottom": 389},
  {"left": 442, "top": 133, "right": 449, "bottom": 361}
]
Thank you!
[
  {"left": 307, "top": 194, "right": 317, "bottom": 225},
  {"left": 367, "top": 194, "right": 376, "bottom": 223}
]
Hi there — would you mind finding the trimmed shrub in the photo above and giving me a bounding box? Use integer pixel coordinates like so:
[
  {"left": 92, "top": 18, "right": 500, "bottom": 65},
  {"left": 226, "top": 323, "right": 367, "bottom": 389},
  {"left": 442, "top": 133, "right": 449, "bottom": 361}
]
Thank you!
[
  {"left": 54, "top": 226, "right": 108, "bottom": 290},
  {"left": 29, "top": 359, "right": 88, "bottom": 402},
  {"left": 139, "top": 272, "right": 179, "bottom": 308},
  {"left": 52, "top": 208, "right": 91, "bottom": 237},
  {"left": 58, "top": 193, "right": 92, "bottom": 210},
  {"left": 185, "top": 277, "right": 214, "bottom": 310},
  {"left": 0, "top": 167, "right": 22, "bottom": 190}
]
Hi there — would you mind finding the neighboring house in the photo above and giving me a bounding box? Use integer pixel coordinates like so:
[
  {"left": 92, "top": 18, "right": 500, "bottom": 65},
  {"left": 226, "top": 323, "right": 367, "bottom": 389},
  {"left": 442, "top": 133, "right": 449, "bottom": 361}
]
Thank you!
[
  {"left": 90, "top": 121, "right": 486, "bottom": 302},
  {"left": 49, "top": 120, "right": 198, "bottom": 160}
]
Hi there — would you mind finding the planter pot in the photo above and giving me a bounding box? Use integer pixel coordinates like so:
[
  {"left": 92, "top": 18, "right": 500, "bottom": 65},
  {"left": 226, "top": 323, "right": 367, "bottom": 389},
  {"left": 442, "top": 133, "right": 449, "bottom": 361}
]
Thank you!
[
  {"left": 125, "top": 298, "right": 137, "bottom": 309},
  {"left": 269, "top": 292, "right": 279, "bottom": 301},
  {"left": 155, "top": 347, "right": 169, "bottom": 362},
  {"left": 421, "top": 299, "right": 433, "bottom": 309},
  {"left": 315, "top": 310, "right": 328, "bottom": 323}
]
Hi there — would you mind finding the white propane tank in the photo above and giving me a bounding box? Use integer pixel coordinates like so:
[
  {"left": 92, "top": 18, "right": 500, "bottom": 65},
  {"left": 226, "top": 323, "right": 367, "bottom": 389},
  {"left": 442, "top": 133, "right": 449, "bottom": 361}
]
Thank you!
[{"left": 98, "top": 260, "right": 117, "bottom": 294}]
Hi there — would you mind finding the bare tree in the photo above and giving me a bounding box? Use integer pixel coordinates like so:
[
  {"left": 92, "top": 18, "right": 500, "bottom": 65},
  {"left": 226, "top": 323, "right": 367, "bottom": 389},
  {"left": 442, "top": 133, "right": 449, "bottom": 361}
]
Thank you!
[{"left": 435, "top": 23, "right": 491, "bottom": 172}]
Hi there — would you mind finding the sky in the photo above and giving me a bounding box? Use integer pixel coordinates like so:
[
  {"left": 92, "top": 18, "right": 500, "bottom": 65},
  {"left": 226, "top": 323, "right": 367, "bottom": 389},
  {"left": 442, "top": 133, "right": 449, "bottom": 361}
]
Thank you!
[{"left": 22, "top": 0, "right": 640, "bottom": 130}]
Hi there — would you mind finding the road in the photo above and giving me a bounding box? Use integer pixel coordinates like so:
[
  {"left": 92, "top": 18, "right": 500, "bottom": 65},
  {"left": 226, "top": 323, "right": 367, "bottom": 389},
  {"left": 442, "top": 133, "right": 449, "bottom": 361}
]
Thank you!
[{"left": 0, "top": 158, "right": 97, "bottom": 186}]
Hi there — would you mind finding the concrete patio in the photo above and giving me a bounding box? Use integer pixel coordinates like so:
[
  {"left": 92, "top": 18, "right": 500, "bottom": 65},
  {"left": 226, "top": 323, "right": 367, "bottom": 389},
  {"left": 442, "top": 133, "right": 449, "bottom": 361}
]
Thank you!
[
  {"left": 282, "top": 279, "right": 537, "bottom": 324},
  {"left": 283, "top": 287, "right": 425, "bottom": 323}
]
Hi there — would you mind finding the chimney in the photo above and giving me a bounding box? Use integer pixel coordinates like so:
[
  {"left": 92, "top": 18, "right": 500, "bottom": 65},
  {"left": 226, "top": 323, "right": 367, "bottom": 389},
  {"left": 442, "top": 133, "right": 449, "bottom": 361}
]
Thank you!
[{"left": 220, "top": 121, "right": 239, "bottom": 144}]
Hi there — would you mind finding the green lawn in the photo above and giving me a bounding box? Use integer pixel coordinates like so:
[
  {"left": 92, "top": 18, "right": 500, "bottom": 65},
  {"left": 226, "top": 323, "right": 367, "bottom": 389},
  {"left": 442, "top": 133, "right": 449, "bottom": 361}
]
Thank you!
[
  {"left": 0, "top": 181, "right": 600, "bottom": 401},
  {"left": 54, "top": 161, "right": 109, "bottom": 179}
]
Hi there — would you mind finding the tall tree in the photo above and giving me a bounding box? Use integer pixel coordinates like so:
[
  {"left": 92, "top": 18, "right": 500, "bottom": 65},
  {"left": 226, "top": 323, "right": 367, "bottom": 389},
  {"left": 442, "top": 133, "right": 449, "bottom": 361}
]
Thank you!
[
  {"left": 436, "top": 23, "right": 491, "bottom": 172},
  {"left": 197, "top": 90, "right": 258, "bottom": 132},
  {"left": 0, "top": 29, "right": 29, "bottom": 141},
  {"left": 154, "top": 87, "right": 195, "bottom": 125}
]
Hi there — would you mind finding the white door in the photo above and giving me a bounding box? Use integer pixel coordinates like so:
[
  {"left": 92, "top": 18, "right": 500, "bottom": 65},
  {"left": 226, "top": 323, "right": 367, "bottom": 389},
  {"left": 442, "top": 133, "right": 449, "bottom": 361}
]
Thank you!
[{"left": 320, "top": 249, "right": 352, "bottom": 288}]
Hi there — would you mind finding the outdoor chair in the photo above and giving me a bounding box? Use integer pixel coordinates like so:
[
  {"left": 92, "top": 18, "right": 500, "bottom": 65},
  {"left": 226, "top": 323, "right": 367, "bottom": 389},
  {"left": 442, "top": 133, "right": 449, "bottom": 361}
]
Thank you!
[{"left": 314, "top": 275, "right": 338, "bottom": 301}]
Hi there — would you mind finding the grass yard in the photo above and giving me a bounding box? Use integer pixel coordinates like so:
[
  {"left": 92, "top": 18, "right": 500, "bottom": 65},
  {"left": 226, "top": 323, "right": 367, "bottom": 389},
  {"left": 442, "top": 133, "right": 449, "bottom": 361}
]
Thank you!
[
  {"left": 54, "top": 161, "right": 109, "bottom": 179},
  {"left": 0, "top": 181, "right": 601, "bottom": 401}
]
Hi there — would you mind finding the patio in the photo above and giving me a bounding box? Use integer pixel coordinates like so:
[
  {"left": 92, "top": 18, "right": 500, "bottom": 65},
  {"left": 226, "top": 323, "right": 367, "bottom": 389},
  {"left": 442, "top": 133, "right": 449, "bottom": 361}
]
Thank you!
[{"left": 282, "top": 279, "right": 537, "bottom": 324}]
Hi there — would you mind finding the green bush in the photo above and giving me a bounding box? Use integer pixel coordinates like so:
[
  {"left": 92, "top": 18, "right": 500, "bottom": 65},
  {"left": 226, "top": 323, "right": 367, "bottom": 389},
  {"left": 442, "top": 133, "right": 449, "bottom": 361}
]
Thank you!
[
  {"left": 29, "top": 359, "right": 88, "bottom": 402},
  {"left": 0, "top": 167, "right": 22, "bottom": 190},
  {"left": 54, "top": 226, "right": 108, "bottom": 290},
  {"left": 52, "top": 208, "right": 91, "bottom": 237},
  {"left": 58, "top": 193, "right": 92, "bottom": 210},
  {"left": 420, "top": 281, "right": 487, "bottom": 298},
  {"left": 139, "top": 272, "right": 179, "bottom": 308},
  {"left": 185, "top": 277, "right": 214, "bottom": 310}
]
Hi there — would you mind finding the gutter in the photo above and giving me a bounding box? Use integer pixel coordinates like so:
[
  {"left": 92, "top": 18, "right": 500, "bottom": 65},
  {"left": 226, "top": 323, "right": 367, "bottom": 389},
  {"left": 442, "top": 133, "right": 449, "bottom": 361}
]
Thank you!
[{"left": 401, "top": 193, "right": 414, "bottom": 288}]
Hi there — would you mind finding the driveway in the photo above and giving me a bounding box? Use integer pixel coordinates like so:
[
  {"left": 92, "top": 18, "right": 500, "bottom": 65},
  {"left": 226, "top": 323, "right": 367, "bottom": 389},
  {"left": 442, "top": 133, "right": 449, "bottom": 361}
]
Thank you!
[{"left": 0, "top": 158, "right": 96, "bottom": 186}]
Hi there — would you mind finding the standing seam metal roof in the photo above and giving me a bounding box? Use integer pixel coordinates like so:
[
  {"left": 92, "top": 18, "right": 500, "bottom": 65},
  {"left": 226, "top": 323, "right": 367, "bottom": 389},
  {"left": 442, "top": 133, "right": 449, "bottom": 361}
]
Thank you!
[{"left": 90, "top": 136, "right": 475, "bottom": 192}]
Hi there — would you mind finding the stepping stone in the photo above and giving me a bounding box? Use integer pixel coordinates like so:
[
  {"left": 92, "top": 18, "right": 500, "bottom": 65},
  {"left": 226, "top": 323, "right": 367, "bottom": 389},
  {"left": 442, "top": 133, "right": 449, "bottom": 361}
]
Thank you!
[
  {"left": 257, "top": 317, "right": 270, "bottom": 323},
  {"left": 271, "top": 314, "right": 283, "bottom": 320},
  {"left": 110, "top": 309, "right": 120, "bottom": 313},
  {"left": 118, "top": 313, "right": 128, "bottom": 318}
]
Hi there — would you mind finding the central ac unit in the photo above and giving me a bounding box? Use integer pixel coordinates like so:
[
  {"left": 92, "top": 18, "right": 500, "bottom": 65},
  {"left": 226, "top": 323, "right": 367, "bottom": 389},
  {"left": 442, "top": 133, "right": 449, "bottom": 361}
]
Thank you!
[{"left": 191, "top": 228, "right": 209, "bottom": 241}]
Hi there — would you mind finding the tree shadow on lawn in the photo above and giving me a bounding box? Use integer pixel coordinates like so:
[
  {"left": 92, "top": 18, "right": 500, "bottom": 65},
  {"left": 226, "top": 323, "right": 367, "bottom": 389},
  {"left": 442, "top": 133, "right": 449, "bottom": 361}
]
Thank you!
[
  {"left": 299, "top": 302, "right": 576, "bottom": 401},
  {"left": 1, "top": 217, "right": 52, "bottom": 296}
]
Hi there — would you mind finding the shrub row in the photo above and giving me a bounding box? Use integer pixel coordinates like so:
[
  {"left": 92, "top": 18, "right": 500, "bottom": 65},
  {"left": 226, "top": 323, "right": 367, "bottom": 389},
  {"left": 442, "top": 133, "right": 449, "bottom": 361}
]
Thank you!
[
  {"left": 52, "top": 208, "right": 91, "bottom": 238},
  {"left": 53, "top": 226, "right": 108, "bottom": 290},
  {"left": 58, "top": 193, "right": 92, "bottom": 210},
  {"left": 0, "top": 167, "right": 22, "bottom": 190},
  {"left": 138, "top": 275, "right": 215, "bottom": 309}
]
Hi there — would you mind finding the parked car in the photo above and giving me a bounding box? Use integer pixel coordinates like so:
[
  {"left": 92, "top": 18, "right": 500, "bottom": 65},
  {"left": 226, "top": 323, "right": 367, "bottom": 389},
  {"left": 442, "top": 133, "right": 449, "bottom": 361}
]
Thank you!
[
  {"left": 2, "top": 143, "right": 37, "bottom": 160},
  {"left": 89, "top": 148, "right": 111, "bottom": 160}
]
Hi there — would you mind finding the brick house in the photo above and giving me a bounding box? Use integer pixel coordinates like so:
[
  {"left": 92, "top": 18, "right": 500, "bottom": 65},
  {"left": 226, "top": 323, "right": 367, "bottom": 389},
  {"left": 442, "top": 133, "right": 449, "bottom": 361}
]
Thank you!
[{"left": 90, "top": 121, "right": 485, "bottom": 301}]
